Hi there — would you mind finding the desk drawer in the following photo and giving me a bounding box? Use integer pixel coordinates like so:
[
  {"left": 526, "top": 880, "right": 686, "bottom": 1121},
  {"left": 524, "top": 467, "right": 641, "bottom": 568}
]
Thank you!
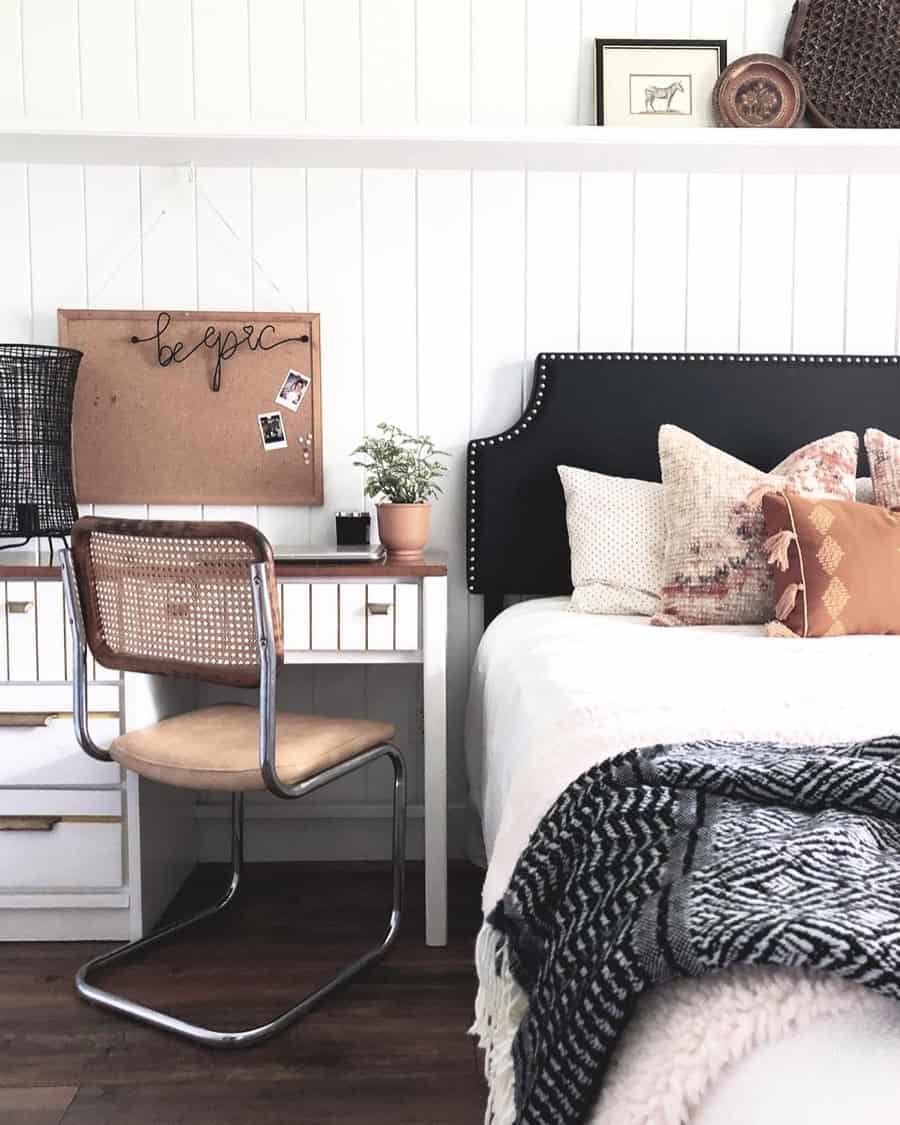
[
  {"left": 0, "top": 713, "right": 120, "bottom": 787},
  {"left": 279, "top": 582, "right": 420, "bottom": 652},
  {"left": 1, "top": 579, "right": 119, "bottom": 683},
  {"left": 0, "top": 789, "right": 122, "bottom": 890}
]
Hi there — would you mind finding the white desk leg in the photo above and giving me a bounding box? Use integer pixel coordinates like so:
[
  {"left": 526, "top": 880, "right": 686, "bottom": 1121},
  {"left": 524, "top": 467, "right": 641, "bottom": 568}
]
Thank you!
[{"left": 422, "top": 575, "right": 448, "bottom": 947}]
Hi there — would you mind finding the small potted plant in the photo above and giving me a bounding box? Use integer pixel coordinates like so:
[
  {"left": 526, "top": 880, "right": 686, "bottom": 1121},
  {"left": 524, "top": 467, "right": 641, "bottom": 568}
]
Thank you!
[{"left": 352, "top": 423, "right": 448, "bottom": 560}]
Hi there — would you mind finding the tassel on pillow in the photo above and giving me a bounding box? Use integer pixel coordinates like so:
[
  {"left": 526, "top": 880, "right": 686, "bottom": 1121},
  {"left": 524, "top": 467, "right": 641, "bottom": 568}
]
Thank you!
[
  {"left": 746, "top": 477, "right": 786, "bottom": 509},
  {"left": 775, "top": 582, "right": 804, "bottom": 622},
  {"left": 764, "top": 528, "right": 796, "bottom": 572},
  {"left": 766, "top": 620, "right": 801, "bottom": 639}
]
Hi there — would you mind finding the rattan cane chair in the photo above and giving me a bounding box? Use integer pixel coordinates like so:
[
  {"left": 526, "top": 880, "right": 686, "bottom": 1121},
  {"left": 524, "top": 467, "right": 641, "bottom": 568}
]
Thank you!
[{"left": 59, "top": 517, "right": 406, "bottom": 1048}]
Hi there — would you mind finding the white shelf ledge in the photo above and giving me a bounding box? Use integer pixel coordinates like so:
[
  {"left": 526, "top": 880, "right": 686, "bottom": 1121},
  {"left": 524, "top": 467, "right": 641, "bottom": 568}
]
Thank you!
[{"left": 1, "top": 123, "right": 899, "bottom": 173}]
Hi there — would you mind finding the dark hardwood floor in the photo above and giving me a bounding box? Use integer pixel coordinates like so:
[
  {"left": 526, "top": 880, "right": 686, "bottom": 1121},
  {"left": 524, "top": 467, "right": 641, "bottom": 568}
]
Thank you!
[{"left": 0, "top": 862, "right": 487, "bottom": 1125}]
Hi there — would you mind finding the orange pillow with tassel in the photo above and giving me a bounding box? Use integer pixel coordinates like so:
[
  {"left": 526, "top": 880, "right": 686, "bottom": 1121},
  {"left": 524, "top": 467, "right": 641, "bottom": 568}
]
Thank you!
[{"left": 761, "top": 490, "right": 900, "bottom": 638}]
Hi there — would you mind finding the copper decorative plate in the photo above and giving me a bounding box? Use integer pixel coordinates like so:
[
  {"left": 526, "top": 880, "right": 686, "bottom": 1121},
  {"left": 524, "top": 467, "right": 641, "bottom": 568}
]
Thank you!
[{"left": 713, "top": 54, "right": 806, "bottom": 128}]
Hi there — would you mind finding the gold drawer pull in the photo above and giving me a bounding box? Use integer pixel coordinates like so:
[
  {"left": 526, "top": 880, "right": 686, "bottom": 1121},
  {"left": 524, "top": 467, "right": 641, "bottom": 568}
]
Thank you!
[
  {"left": 0, "top": 816, "right": 60, "bottom": 832},
  {"left": 366, "top": 602, "right": 393, "bottom": 616},
  {"left": 7, "top": 600, "right": 34, "bottom": 614},
  {"left": 0, "top": 711, "right": 117, "bottom": 728},
  {"left": 0, "top": 712, "right": 56, "bottom": 728}
]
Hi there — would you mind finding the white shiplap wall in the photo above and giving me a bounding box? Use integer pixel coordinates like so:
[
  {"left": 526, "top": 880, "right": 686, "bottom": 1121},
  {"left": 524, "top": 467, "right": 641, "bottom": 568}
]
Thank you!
[{"left": 1, "top": 0, "right": 899, "bottom": 858}]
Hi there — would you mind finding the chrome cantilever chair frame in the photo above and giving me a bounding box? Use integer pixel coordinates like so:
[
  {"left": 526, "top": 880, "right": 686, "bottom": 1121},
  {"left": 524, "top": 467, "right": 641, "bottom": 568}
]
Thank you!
[{"left": 60, "top": 550, "right": 406, "bottom": 1049}]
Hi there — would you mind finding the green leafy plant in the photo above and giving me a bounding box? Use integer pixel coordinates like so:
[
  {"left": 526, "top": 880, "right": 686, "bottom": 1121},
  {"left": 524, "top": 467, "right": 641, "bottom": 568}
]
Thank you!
[{"left": 352, "top": 423, "right": 449, "bottom": 504}]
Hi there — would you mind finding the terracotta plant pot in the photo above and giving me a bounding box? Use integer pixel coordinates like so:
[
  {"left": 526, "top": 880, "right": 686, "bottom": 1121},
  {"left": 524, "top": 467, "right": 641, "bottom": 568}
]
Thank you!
[{"left": 376, "top": 502, "right": 431, "bottom": 561}]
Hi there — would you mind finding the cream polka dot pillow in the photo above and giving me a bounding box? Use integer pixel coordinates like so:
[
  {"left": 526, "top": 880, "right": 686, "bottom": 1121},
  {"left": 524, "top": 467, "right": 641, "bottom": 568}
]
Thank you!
[{"left": 558, "top": 465, "right": 665, "bottom": 616}]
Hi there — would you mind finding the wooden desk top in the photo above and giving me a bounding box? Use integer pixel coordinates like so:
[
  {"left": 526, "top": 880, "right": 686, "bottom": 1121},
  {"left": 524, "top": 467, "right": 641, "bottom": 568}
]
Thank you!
[{"left": 0, "top": 550, "right": 448, "bottom": 581}]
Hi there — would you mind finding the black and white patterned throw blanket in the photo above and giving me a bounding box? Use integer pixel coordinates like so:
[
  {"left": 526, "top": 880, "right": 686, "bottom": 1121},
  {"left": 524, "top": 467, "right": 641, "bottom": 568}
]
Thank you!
[{"left": 482, "top": 738, "right": 900, "bottom": 1125}]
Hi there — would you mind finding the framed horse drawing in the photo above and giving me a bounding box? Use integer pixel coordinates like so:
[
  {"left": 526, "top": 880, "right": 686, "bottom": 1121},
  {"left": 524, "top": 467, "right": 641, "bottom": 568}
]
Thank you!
[{"left": 595, "top": 39, "right": 727, "bottom": 127}]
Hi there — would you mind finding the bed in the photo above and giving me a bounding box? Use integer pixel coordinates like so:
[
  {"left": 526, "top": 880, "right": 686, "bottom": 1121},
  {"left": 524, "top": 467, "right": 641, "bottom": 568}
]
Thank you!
[{"left": 465, "top": 353, "right": 900, "bottom": 1124}]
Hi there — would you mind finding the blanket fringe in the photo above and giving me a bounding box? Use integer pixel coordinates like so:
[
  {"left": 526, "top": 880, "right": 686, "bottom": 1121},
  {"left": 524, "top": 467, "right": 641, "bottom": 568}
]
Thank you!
[{"left": 470, "top": 922, "right": 528, "bottom": 1125}]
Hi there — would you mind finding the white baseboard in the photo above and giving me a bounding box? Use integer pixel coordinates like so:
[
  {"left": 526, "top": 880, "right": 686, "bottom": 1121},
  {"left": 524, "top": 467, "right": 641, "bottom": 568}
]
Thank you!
[{"left": 195, "top": 801, "right": 470, "bottom": 862}]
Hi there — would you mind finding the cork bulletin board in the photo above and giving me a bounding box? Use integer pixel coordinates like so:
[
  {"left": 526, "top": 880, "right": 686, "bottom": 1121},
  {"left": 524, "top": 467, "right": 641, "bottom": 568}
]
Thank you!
[{"left": 58, "top": 309, "right": 322, "bottom": 507}]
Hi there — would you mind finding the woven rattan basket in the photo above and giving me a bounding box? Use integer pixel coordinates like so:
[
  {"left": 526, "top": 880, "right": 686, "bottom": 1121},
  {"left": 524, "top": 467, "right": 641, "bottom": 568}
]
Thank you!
[{"left": 784, "top": 0, "right": 900, "bottom": 127}]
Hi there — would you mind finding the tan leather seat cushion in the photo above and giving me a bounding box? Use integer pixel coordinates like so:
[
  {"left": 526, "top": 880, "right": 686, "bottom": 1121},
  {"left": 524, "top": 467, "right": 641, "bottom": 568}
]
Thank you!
[{"left": 110, "top": 703, "right": 395, "bottom": 791}]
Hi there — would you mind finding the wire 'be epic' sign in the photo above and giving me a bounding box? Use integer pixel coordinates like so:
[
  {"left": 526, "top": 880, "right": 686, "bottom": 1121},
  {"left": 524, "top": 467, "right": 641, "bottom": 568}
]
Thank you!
[{"left": 130, "top": 311, "right": 310, "bottom": 392}]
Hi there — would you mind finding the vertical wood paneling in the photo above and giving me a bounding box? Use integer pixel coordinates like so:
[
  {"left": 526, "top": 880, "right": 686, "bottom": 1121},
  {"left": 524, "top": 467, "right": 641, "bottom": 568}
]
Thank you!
[
  {"left": 471, "top": 172, "right": 526, "bottom": 436},
  {"left": 85, "top": 167, "right": 142, "bottom": 308},
  {"left": 685, "top": 174, "right": 742, "bottom": 351},
  {"left": 249, "top": 0, "right": 306, "bottom": 123},
  {"left": 78, "top": 0, "right": 138, "bottom": 122},
  {"left": 361, "top": 0, "right": 416, "bottom": 125},
  {"left": 306, "top": 168, "right": 364, "bottom": 541},
  {"left": 844, "top": 177, "right": 900, "bottom": 355},
  {"left": 136, "top": 0, "right": 195, "bottom": 120},
  {"left": 739, "top": 174, "right": 795, "bottom": 352},
  {"left": 472, "top": 0, "right": 526, "bottom": 126},
  {"left": 21, "top": 0, "right": 80, "bottom": 118},
  {"left": 5, "top": 0, "right": 806, "bottom": 129},
  {"left": 580, "top": 0, "right": 638, "bottom": 125},
  {"left": 28, "top": 164, "right": 85, "bottom": 344},
  {"left": 691, "top": 0, "right": 744, "bottom": 56},
  {"left": 140, "top": 166, "right": 197, "bottom": 310},
  {"left": 252, "top": 166, "right": 311, "bottom": 546},
  {"left": 526, "top": 0, "right": 580, "bottom": 125},
  {"left": 469, "top": 169, "right": 526, "bottom": 656},
  {"left": 792, "top": 175, "right": 848, "bottom": 354},
  {"left": 633, "top": 173, "right": 689, "bottom": 350},
  {"left": 251, "top": 168, "right": 308, "bottom": 313},
  {"left": 195, "top": 169, "right": 253, "bottom": 523},
  {"left": 526, "top": 172, "right": 580, "bottom": 360},
  {"left": 637, "top": 0, "right": 691, "bottom": 37},
  {"left": 417, "top": 171, "right": 471, "bottom": 802},
  {"left": 196, "top": 167, "right": 252, "bottom": 307},
  {"left": 416, "top": 0, "right": 471, "bottom": 124},
  {"left": 579, "top": 172, "right": 634, "bottom": 351},
  {"left": 0, "top": 166, "right": 30, "bottom": 342},
  {"left": 362, "top": 170, "right": 417, "bottom": 435},
  {"left": 192, "top": 0, "right": 251, "bottom": 123},
  {"left": 744, "top": 0, "right": 789, "bottom": 55},
  {"left": 305, "top": 0, "right": 361, "bottom": 125},
  {"left": 0, "top": 0, "right": 24, "bottom": 116}
]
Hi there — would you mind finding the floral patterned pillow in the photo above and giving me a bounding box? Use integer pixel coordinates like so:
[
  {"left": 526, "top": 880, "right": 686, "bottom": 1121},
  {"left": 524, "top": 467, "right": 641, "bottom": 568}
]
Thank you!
[
  {"left": 864, "top": 428, "right": 900, "bottom": 509},
  {"left": 652, "top": 426, "right": 859, "bottom": 627}
]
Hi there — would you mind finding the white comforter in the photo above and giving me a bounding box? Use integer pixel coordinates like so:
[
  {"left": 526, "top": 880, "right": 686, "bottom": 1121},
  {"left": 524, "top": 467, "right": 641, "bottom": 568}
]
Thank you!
[{"left": 467, "top": 599, "right": 900, "bottom": 1124}]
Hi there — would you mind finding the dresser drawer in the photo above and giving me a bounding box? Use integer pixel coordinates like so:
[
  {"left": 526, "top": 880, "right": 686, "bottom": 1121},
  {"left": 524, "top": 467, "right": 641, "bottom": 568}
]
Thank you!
[
  {"left": 1, "top": 579, "right": 119, "bottom": 684},
  {"left": 279, "top": 582, "right": 420, "bottom": 652},
  {"left": 0, "top": 713, "right": 120, "bottom": 787},
  {"left": 0, "top": 684, "right": 120, "bottom": 714},
  {"left": 0, "top": 789, "right": 122, "bottom": 891}
]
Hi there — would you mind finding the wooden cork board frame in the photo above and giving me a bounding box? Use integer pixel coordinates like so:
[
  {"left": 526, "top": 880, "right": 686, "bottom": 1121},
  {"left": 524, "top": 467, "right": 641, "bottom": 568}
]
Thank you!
[{"left": 58, "top": 309, "right": 323, "bottom": 507}]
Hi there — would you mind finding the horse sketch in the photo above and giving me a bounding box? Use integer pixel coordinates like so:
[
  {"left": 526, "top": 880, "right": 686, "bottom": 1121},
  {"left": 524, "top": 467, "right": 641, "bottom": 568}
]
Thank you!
[{"left": 644, "top": 80, "right": 684, "bottom": 113}]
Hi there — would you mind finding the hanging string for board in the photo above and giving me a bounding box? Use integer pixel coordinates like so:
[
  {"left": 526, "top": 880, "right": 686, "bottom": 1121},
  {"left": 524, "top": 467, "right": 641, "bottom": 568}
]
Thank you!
[
  {"left": 90, "top": 162, "right": 298, "bottom": 314},
  {"left": 195, "top": 175, "right": 298, "bottom": 313}
]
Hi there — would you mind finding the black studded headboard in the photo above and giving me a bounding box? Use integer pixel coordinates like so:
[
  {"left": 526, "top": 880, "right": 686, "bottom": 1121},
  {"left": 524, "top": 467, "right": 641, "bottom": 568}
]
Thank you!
[{"left": 466, "top": 351, "right": 900, "bottom": 624}]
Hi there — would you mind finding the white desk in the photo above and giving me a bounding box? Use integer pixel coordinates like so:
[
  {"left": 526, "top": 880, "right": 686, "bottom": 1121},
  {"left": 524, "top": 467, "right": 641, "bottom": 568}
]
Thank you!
[{"left": 0, "top": 554, "right": 449, "bottom": 948}]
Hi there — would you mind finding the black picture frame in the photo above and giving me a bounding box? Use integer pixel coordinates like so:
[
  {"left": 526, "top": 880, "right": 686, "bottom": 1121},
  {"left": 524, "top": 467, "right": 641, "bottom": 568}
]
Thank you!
[{"left": 595, "top": 38, "right": 728, "bottom": 126}]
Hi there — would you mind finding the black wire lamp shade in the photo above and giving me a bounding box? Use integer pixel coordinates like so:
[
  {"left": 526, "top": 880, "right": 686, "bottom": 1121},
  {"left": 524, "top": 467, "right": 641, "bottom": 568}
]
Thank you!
[{"left": 0, "top": 344, "right": 82, "bottom": 543}]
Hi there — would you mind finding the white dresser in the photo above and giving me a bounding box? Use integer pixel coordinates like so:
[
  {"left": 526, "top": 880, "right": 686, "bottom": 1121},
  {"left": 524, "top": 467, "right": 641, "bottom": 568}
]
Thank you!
[{"left": 0, "top": 554, "right": 449, "bottom": 946}]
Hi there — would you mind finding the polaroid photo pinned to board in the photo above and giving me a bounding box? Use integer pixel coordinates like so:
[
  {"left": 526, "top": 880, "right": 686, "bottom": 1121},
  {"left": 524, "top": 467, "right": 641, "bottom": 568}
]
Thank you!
[
  {"left": 275, "top": 369, "right": 311, "bottom": 413},
  {"left": 258, "top": 411, "right": 287, "bottom": 451}
]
